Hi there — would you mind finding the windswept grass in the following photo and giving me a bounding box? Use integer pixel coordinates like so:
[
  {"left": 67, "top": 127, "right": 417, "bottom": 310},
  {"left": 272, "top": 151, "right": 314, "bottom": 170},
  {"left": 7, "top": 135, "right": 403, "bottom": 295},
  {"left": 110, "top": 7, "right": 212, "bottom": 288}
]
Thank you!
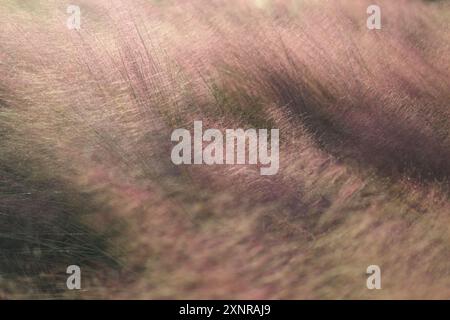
[{"left": 0, "top": 0, "right": 449, "bottom": 299}]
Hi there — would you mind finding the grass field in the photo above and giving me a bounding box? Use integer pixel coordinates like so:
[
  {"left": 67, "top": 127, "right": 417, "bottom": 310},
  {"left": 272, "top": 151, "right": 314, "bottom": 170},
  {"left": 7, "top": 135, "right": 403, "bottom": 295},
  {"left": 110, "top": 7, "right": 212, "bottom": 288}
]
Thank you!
[{"left": 0, "top": 0, "right": 449, "bottom": 299}]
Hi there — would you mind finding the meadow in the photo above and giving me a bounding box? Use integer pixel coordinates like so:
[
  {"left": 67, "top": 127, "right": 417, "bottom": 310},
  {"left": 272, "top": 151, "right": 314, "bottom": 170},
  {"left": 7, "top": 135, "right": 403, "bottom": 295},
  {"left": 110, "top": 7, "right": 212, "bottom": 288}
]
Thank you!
[{"left": 0, "top": 0, "right": 449, "bottom": 299}]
